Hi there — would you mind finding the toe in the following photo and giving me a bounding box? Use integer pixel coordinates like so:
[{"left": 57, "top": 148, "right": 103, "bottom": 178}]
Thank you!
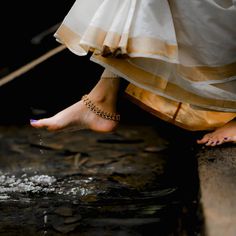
[
  {"left": 230, "top": 136, "right": 236, "bottom": 143},
  {"left": 205, "top": 136, "right": 219, "bottom": 146},
  {"left": 216, "top": 139, "right": 224, "bottom": 146},
  {"left": 222, "top": 136, "right": 236, "bottom": 144},
  {"left": 30, "top": 119, "right": 41, "bottom": 128},
  {"left": 216, "top": 137, "right": 233, "bottom": 145},
  {"left": 205, "top": 139, "right": 213, "bottom": 146},
  {"left": 197, "top": 134, "right": 212, "bottom": 144},
  {"left": 30, "top": 118, "right": 51, "bottom": 129},
  {"left": 209, "top": 139, "right": 218, "bottom": 147}
]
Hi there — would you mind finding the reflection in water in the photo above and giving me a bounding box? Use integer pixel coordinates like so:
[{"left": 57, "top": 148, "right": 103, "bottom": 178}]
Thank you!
[{"left": 0, "top": 125, "right": 201, "bottom": 235}]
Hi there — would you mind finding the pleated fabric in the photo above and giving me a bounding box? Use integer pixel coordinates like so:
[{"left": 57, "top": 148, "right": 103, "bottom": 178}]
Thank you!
[{"left": 54, "top": 0, "right": 236, "bottom": 130}]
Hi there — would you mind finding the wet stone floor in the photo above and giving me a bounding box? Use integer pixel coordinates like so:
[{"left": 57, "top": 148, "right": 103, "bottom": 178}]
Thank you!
[{"left": 0, "top": 124, "right": 201, "bottom": 236}]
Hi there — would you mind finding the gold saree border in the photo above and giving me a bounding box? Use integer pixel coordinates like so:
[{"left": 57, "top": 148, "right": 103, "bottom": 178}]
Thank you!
[
  {"left": 55, "top": 24, "right": 178, "bottom": 59},
  {"left": 55, "top": 25, "right": 89, "bottom": 54},
  {"left": 56, "top": 24, "right": 236, "bottom": 83},
  {"left": 91, "top": 54, "right": 236, "bottom": 111},
  {"left": 125, "top": 85, "right": 236, "bottom": 131},
  {"left": 125, "top": 92, "right": 192, "bottom": 130},
  {"left": 178, "top": 62, "right": 236, "bottom": 82}
]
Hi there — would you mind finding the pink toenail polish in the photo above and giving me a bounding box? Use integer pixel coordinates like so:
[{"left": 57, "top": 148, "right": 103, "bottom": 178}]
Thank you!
[{"left": 30, "top": 119, "right": 38, "bottom": 123}]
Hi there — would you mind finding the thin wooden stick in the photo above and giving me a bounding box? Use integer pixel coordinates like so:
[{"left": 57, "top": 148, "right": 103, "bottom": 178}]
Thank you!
[{"left": 0, "top": 44, "right": 66, "bottom": 87}]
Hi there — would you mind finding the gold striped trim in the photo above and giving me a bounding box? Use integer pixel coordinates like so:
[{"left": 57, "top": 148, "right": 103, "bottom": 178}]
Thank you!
[
  {"left": 92, "top": 54, "right": 236, "bottom": 110},
  {"left": 125, "top": 92, "right": 197, "bottom": 131},
  {"left": 178, "top": 62, "right": 236, "bottom": 82},
  {"left": 127, "top": 36, "right": 177, "bottom": 58},
  {"left": 56, "top": 25, "right": 236, "bottom": 83},
  {"left": 125, "top": 86, "right": 236, "bottom": 131},
  {"left": 55, "top": 24, "right": 178, "bottom": 59}
]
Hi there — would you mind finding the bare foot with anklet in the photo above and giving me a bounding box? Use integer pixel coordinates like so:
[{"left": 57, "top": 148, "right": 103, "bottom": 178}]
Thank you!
[
  {"left": 30, "top": 71, "right": 121, "bottom": 133},
  {"left": 30, "top": 95, "right": 119, "bottom": 132}
]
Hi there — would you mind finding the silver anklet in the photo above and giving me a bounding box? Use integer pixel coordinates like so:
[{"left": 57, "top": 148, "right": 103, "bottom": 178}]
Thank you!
[{"left": 82, "top": 95, "right": 120, "bottom": 121}]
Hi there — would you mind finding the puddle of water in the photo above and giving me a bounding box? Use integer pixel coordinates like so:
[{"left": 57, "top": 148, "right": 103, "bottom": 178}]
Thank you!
[{"left": 0, "top": 125, "right": 201, "bottom": 235}]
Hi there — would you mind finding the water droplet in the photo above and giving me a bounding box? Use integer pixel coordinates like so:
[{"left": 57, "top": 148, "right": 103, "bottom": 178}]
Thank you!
[{"left": 38, "top": 133, "right": 44, "bottom": 154}]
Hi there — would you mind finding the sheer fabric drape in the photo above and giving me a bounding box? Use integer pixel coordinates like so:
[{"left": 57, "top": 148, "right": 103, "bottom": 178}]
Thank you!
[{"left": 54, "top": 0, "right": 236, "bottom": 130}]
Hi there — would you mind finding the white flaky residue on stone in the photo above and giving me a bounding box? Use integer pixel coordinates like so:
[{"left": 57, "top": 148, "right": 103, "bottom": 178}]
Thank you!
[
  {"left": 0, "top": 173, "right": 96, "bottom": 198},
  {"left": 0, "top": 195, "right": 10, "bottom": 200},
  {"left": 29, "top": 175, "right": 56, "bottom": 186},
  {"left": 0, "top": 174, "right": 56, "bottom": 194}
]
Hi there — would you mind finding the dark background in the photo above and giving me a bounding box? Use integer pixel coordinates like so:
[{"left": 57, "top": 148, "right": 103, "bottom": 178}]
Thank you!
[
  {"left": 0, "top": 1, "right": 159, "bottom": 126},
  {"left": 0, "top": 0, "right": 185, "bottom": 137},
  {"left": 0, "top": 1, "right": 75, "bottom": 124}
]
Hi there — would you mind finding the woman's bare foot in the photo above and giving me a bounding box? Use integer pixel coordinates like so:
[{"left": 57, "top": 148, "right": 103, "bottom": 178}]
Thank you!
[
  {"left": 30, "top": 99, "right": 118, "bottom": 133},
  {"left": 197, "top": 120, "right": 236, "bottom": 146},
  {"left": 30, "top": 70, "right": 121, "bottom": 133}
]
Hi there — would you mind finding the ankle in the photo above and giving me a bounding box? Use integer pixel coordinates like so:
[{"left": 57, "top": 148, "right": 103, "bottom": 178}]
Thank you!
[
  {"left": 87, "top": 94, "right": 116, "bottom": 112},
  {"left": 82, "top": 95, "right": 120, "bottom": 121}
]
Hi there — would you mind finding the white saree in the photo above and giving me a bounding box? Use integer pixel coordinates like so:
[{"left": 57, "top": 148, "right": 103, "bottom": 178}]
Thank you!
[{"left": 54, "top": 0, "right": 236, "bottom": 131}]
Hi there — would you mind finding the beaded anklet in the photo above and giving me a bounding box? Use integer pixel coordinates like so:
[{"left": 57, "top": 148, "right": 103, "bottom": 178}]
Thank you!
[{"left": 82, "top": 95, "right": 120, "bottom": 121}]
